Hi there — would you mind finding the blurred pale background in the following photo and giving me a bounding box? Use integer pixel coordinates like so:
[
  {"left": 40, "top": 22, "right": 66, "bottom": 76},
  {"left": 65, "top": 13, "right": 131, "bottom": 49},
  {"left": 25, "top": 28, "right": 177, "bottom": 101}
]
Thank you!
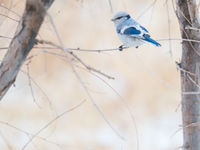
[{"left": 0, "top": 0, "right": 184, "bottom": 150}]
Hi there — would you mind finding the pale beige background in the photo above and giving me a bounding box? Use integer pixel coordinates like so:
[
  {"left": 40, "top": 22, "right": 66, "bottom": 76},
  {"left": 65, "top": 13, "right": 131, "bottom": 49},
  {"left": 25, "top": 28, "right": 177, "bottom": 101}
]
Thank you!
[{"left": 0, "top": 0, "right": 184, "bottom": 150}]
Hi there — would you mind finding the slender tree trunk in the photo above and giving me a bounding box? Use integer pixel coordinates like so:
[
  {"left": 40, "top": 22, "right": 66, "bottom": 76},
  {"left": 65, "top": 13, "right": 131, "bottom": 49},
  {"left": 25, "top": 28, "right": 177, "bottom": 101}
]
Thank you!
[
  {"left": 0, "top": 0, "right": 54, "bottom": 100},
  {"left": 176, "top": 0, "right": 200, "bottom": 149}
]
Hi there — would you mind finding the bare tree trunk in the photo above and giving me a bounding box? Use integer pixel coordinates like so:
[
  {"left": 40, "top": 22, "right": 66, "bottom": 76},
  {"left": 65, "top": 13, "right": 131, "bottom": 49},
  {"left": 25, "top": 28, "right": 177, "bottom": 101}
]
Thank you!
[
  {"left": 176, "top": 0, "right": 200, "bottom": 149},
  {"left": 0, "top": 0, "right": 54, "bottom": 100}
]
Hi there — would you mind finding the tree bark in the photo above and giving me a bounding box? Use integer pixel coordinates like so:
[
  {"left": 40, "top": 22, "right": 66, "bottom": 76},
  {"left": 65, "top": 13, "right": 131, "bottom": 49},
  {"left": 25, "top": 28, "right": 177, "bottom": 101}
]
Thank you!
[
  {"left": 0, "top": 0, "right": 54, "bottom": 100},
  {"left": 176, "top": 0, "right": 200, "bottom": 149}
]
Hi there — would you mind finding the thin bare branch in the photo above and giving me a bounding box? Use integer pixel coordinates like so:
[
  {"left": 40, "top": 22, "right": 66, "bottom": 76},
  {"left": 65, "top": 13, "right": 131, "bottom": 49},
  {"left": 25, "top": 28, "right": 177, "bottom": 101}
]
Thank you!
[
  {"left": 165, "top": 0, "right": 173, "bottom": 57},
  {"left": 26, "top": 61, "right": 41, "bottom": 108},
  {"left": 69, "top": 51, "right": 115, "bottom": 80},
  {"left": 0, "top": 121, "right": 63, "bottom": 150},
  {"left": 35, "top": 39, "right": 115, "bottom": 80},
  {"left": 34, "top": 44, "right": 125, "bottom": 52},
  {"left": 187, "top": 74, "right": 200, "bottom": 89},
  {"left": 75, "top": 64, "right": 139, "bottom": 150},
  {"left": 0, "top": 35, "right": 13, "bottom": 39},
  {"left": 183, "top": 29, "right": 200, "bottom": 57},
  {"left": 0, "top": 13, "right": 19, "bottom": 22},
  {"left": 20, "top": 69, "right": 55, "bottom": 113},
  {"left": 0, "top": 130, "right": 13, "bottom": 150},
  {"left": 46, "top": 12, "right": 125, "bottom": 141},
  {"left": 0, "top": 4, "right": 21, "bottom": 17},
  {"left": 21, "top": 99, "right": 86, "bottom": 150},
  {"left": 107, "top": 0, "right": 113, "bottom": 12},
  {"left": 172, "top": 121, "right": 200, "bottom": 139},
  {"left": 136, "top": 0, "right": 157, "bottom": 20},
  {"left": 185, "top": 26, "right": 200, "bottom": 31},
  {"left": 158, "top": 38, "right": 200, "bottom": 43},
  {"left": 0, "top": 47, "right": 8, "bottom": 50},
  {"left": 176, "top": 61, "right": 196, "bottom": 76},
  {"left": 135, "top": 52, "right": 200, "bottom": 95},
  {"left": 26, "top": 49, "right": 66, "bottom": 62}
]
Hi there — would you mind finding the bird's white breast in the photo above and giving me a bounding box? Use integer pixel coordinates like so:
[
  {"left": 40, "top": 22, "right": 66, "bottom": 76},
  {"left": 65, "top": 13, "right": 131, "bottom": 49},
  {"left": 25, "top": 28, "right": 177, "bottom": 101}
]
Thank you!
[{"left": 118, "top": 34, "right": 144, "bottom": 48}]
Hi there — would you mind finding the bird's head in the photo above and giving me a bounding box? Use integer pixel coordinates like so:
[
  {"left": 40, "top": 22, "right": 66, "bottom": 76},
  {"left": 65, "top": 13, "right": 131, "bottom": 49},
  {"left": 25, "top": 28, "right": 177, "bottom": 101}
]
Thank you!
[{"left": 111, "top": 11, "right": 131, "bottom": 26}]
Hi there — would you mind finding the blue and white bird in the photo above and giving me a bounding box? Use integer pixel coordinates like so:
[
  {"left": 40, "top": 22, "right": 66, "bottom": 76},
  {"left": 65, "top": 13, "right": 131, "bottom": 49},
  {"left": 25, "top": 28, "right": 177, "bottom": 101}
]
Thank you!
[{"left": 111, "top": 11, "right": 161, "bottom": 51}]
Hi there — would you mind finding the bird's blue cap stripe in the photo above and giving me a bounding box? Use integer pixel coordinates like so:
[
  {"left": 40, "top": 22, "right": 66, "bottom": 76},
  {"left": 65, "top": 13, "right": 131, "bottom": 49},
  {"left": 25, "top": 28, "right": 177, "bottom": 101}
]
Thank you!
[
  {"left": 123, "top": 27, "right": 141, "bottom": 35},
  {"left": 143, "top": 35, "right": 161, "bottom": 46}
]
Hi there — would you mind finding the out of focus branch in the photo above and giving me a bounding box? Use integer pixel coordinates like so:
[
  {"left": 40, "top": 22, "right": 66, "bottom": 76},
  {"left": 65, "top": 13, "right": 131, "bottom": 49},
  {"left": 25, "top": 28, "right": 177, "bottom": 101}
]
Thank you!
[
  {"left": 35, "top": 39, "right": 115, "bottom": 80},
  {"left": 0, "top": 0, "right": 54, "bottom": 100},
  {"left": 108, "top": 0, "right": 113, "bottom": 12}
]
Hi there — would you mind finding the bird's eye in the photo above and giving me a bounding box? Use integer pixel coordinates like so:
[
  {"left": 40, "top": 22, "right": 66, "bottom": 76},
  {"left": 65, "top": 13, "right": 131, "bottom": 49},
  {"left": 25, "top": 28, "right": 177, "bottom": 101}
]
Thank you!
[
  {"left": 115, "top": 16, "right": 123, "bottom": 20},
  {"left": 115, "top": 15, "right": 130, "bottom": 20},
  {"left": 126, "top": 15, "right": 130, "bottom": 19}
]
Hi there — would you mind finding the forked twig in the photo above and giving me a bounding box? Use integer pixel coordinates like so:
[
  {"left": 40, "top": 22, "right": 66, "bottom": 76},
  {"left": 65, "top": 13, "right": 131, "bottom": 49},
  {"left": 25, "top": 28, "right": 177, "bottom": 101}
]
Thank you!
[
  {"left": 35, "top": 39, "right": 115, "bottom": 80},
  {"left": 0, "top": 121, "right": 63, "bottom": 150},
  {"left": 26, "top": 60, "right": 41, "bottom": 108},
  {"left": 21, "top": 99, "right": 86, "bottom": 150},
  {"left": 46, "top": 11, "right": 125, "bottom": 141}
]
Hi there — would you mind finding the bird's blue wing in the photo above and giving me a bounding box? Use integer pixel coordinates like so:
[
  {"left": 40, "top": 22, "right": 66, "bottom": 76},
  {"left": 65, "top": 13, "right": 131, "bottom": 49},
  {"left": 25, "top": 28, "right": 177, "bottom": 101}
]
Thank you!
[
  {"left": 143, "top": 34, "right": 161, "bottom": 46},
  {"left": 122, "top": 27, "right": 141, "bottom": 35}
]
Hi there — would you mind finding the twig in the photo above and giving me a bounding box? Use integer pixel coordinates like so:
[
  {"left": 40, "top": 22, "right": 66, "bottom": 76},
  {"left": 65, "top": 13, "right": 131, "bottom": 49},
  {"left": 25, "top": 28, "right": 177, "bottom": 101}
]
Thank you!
[
  {"left": 185, "top": 26, "right": 200, "bottom": 31},
  {"left": 187, "top": 74, "right": 200, "bottom": 89},
  {"left": 35, "top": 39, "right": 115, "bottom": 80},
  {"left": 73, "top": 66, "right": 125, "bottom": 141},
  {"left": 20, "top": 69, "right": 55, "bottom": 113},
  {"left": 34, "top": 44, "right": 125, "bottom": 52},
  {"left": 0, "top": 47, "right": 8, "bottom": 50},
  {"left": 136, "top": 0, "right": 157, "bottom": 20},
  {"left": 0, "top": 121, "right": 63, "bottom": 150},
  {"left": 25, "top": 48, "right": 66, "bottom": 62},
  {"left": 0, "top": 4, "right": 21, "bottom": 17},
  {"left": 183, "top": 29, "right": 200, "bottom": 57},
  {"left": 175, "top": 61, "right": 196, "bottom": 76},
  {"left": 108, "top": 0, "right": 113, "bottom": 12},
  {"left": 75, "top": 64, "right": 139, "bottom": 150},
  {"left": 26, "top": 60, "right": 41, "bottom": 108},
  {"left": 135, "top": 52, "right": 200, "bottom": 95},
  {"left": 165, "top": 0, "right": 173, "bottom": 57},
  {"left": 172, "top": 121, "right": 200, "bottom": 139},
  {"left": 68, "top": 47, "right": 125, "bottom": 52},
  {"left": 0, "top": 35, "right": 13, "bottom": 39},
  {"left": 0, "top": 13, "right": 19, "bottom": 22},
  {"left": 21, "top": 99, "right": 86, "bottom": 150},
  {"left": 69, "top": 51, "right": 115, "bottom": 80},
  {"left": 158, "top": 38, "right": 200, "bottom": 43},
  {"left": 0, "top": 130, "right": 13, "bottom": 150},
  {"left": 46, "top": 12, "right": 125, "bottom": 141}
]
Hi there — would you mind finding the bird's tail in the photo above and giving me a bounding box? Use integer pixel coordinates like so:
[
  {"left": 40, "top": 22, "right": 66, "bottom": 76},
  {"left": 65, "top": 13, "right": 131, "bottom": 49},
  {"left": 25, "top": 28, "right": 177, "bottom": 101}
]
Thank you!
[{"left": 143, "top": 35, "right": 161, "bottom": 47}]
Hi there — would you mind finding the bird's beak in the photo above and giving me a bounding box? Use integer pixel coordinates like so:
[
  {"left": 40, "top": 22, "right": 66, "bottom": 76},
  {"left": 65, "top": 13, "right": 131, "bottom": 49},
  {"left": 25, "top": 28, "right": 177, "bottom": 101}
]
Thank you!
[{"left": 111, "top": 19, "right": 114, "bottom": 22}]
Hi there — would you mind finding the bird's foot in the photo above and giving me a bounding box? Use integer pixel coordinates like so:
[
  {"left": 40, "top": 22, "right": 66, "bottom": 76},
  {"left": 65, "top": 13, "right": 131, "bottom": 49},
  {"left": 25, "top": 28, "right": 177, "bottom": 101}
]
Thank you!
[
  {"left": 119, "top": 45, "right": 124, "bottom": 51},
  {"left": 119, "top": 45, "right": 128, "bottom": 51}
]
